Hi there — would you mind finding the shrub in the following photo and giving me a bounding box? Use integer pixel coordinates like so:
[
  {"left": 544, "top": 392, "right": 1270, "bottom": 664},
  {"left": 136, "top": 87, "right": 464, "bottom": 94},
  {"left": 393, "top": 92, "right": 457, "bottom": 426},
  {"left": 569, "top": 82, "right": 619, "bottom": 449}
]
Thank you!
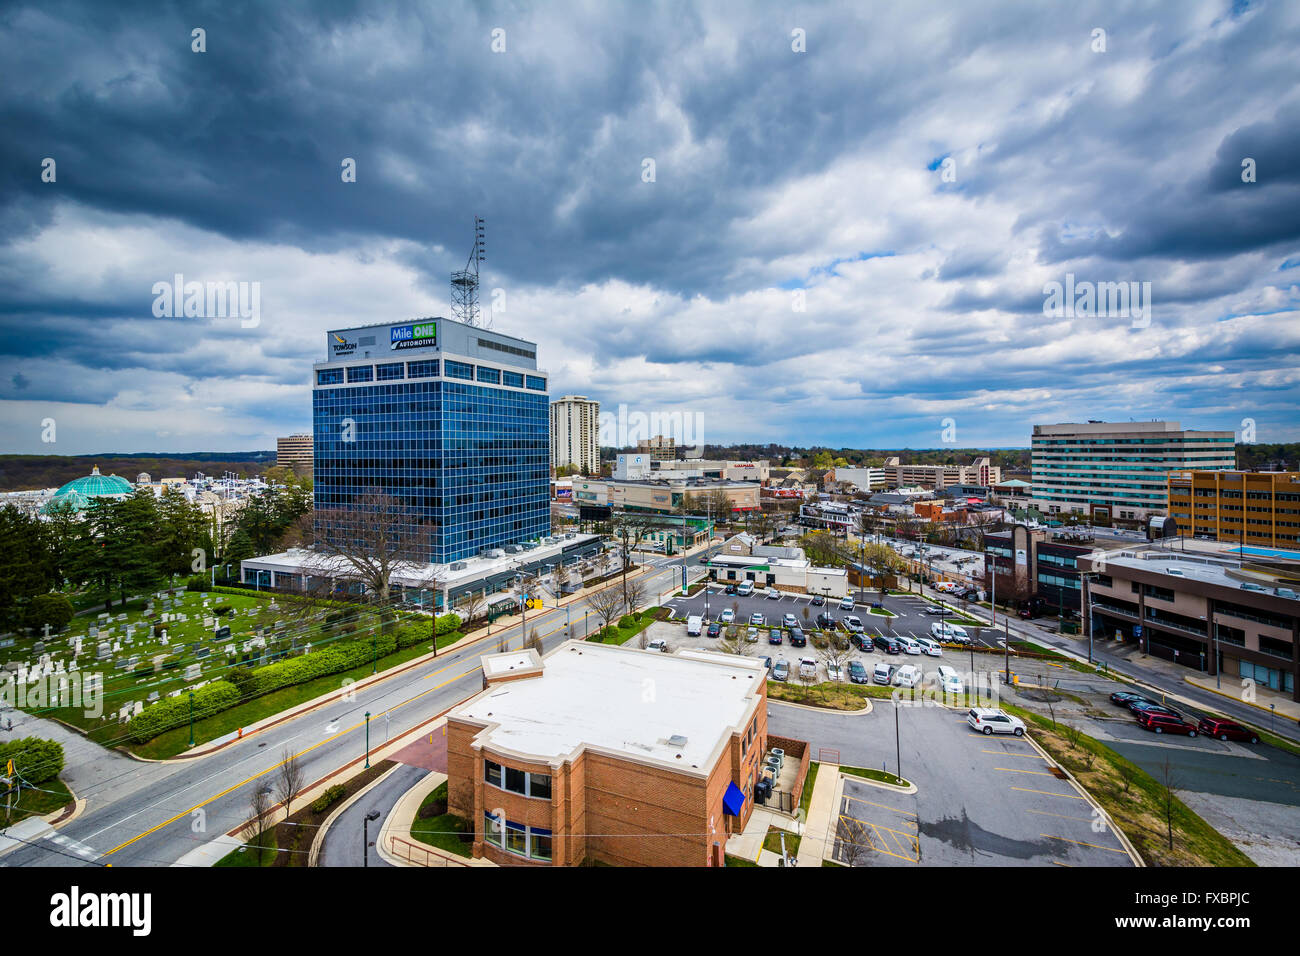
[
  {"left": 311, "top": 784, "right": 347, "bottom": 814},
  {"left": 185, "top": 575, "right": 211, "bottom": 593},
  {"left": 124, "top": 681, "right": 242, "bottom": 744},
  {"left": 213, "top": 604, "right": 233, "bottom": 616},
  {"left": 24, "top": 594, "right": 74, "bottom": 634},
  {"left": 0, "top": 737, "right": 65, "bottom": 784},
  {"left": 434, "top": 613, "right": 461, "bottom": 635},
  {"left": 618, "top": 614, "right": 637, "bottom": 630},
  {"left": 162, "top": 654, "right": 183, "bottom": 670}
]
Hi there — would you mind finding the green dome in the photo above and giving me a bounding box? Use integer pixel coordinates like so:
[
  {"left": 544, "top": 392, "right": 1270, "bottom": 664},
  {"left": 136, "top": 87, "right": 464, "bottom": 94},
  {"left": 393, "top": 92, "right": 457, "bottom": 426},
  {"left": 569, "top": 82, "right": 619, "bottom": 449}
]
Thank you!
[{"left": 43, "top": 466, "right": 134, "bottom": 514}]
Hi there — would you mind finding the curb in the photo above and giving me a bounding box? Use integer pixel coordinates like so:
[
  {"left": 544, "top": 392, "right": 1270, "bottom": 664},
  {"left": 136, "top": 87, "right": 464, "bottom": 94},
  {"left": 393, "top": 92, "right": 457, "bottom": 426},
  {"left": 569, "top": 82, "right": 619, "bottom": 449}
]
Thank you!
[
  {"left": 766, "top": 696, "right": 872, "bottom": 716},
  {"left": 1183, "top": 675, "right": 1300, "bottom": 726},
  {"left": 836, "top": 769, "right": 917, "bottom": 795},
  {"left": 309, "top": 762, "right": 403, "bottom": 867}
]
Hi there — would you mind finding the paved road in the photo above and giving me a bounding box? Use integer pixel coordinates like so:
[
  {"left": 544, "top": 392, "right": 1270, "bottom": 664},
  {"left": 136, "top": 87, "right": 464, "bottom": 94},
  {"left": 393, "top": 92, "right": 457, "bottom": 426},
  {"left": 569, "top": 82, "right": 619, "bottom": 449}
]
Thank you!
[
  {"left": 0, "top": 558, "right": 698, "bottom": 868},
  {"left": 318, "top": 763, "right": 427, "bottom": 868}
]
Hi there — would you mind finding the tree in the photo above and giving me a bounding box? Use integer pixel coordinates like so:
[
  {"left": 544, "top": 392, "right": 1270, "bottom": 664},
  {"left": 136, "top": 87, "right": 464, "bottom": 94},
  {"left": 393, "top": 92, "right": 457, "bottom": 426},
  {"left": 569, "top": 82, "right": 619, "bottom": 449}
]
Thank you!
[
  {"left": 610, "top": 513, "right": 658, "bottom": 608},
  {"left": 585, "top": 586, "right": 625, "bottom": 640},
  {"left": 835, "top": 817, "right": 869, "bottom": 867},
  {"left": 274, "top": 746, "right": 305, "bottom": 824},
  {"left": 623, "top": 577, "right": 648, "bottom": 616},
  {"left": 308, "top": 491, "right": 443, "bottom": 633},
  {"left": 458, "top": 589, "right": 487, "bottom": 623},
  {"left": 24, "top": 593, "right": 74, "bottom": 634},
  {"left": 717, "top": 625, "right": 753, "bottom": 657},
  {"left": 0, "top": 505, "right": 51, "bottom": 631},
  {"left": 819, "top": 632, "right": 852, "bottom": 685},
  {"left": 245, "top": 784, "right": 274, "bottom": 865},
  {"left": 1159, "top": 756, "right": 1179, "bottom": 852},
  {"left": 154, "top": 486, "right": 208, "bottom": 583}
]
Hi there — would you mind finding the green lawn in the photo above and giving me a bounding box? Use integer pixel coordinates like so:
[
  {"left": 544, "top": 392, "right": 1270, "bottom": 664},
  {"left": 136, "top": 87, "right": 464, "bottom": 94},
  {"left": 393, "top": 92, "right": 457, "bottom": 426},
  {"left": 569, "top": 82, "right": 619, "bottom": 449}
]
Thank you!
[
  {"left": 840, "top": 765, "right": 911, "bottom": 788},
  {"left": 2, "top": 776, "right": 74, "bottom": 824},
  {"left": 799, "top": 762, "right": 820, "bottom": 815},
  {"left": 214, "top": 830, "right": 278, "bottom": 867},
  {"left": 763, "top": 826, "right": 801, "bottom": 858},
  {"left": 129, "top": 628, "right": 463, "bottom": 759},
  {"left": 409, "top": 782, "right": 473, "bottom": 857},
  {"left": 589, "top": 608, "right": 668, "bottom": 646},
  {"left": 725, "top": 854, "right": 759, "bottom": 867}
]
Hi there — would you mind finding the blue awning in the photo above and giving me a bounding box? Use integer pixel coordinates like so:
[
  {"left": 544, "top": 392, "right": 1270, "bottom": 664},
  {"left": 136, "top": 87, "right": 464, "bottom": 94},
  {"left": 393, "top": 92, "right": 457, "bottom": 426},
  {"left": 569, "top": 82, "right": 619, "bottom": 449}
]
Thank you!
[{"left": 722, "top": 780, "right": 746, "bottom": 817}]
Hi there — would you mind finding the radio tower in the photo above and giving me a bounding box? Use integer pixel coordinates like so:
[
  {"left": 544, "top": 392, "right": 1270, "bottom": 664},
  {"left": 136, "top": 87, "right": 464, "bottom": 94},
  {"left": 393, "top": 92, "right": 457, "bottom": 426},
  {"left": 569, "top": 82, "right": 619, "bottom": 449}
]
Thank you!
[{"left": 451, "top": 216, "right": 486, "bottom": 327}]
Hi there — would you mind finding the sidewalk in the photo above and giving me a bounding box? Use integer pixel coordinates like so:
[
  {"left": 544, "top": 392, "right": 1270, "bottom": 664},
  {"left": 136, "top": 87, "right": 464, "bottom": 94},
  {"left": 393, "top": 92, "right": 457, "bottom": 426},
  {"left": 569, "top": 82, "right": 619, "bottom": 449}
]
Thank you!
[{"left": 794, "top": 762, "right": 839, "bottom": 867}]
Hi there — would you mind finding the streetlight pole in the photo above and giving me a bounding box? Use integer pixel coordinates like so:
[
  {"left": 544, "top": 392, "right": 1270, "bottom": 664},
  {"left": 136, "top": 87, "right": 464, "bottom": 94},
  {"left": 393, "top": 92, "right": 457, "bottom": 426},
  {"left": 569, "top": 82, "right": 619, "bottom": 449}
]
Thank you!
[
  {"left": 364, "top": 809, "right": 380, "bottom": 867},
  {"left": 894, "top": 700, "right": 902, "bottom": 782},
  {"left": 364, "top": 711, "right": 371, "bottom": 769}
]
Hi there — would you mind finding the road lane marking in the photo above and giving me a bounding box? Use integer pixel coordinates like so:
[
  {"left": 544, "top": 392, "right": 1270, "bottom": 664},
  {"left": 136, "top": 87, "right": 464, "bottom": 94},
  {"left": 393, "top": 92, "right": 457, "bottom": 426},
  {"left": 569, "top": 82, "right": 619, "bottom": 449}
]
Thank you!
[
  {"left": 1041, "top": 834, "right": 1128, "bottom": 854},
  {"left": 993, "top": 766, "right": 1058, "bottom": 776}
]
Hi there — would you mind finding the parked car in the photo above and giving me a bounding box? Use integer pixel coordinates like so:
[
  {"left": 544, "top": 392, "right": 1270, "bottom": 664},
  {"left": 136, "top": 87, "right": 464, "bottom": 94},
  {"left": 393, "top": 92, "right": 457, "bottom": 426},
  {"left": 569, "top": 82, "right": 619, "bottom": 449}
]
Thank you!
[
  {"left": 646, "top": 638, "right": 668, "bottom": 652},
  {"left": 936, "top": 664, "right": 964, "bottom": 695},
  {"left": 847, "top": 660, "right": 869, "bottom": 684},
  {"left": 749, "top": 612, "right": 765, "bottom": 627},
  {"left": 892, "top": 664, "right": 922, "bottom": 688},
  {"left": 799, "top": 658, "right": 817, "bottom": 680},
  {"left": 1109, "top": 691, "right": 1148, "bottom": 707},
  {"left": 706, "top": 622, "right": 721, "bottom": 638},
  {"left": 1130, "top": 700, "right": 1182, "bottom": 720},
  {"left": 766, "top": 587, "right": 781, "bottom": 599},
  {"left": 966, "top": 708, "right": 1026, "bottom": 736},
  {"left": 768, "top": 628, "right": 783, "bottom": 645},
  {"left": 872, "top": 662, "right": 895, "bottom": 685},
  {"left": 896, "top": 636, "right": 924, "bottom": 655},
  {"left": 850, "top": 633, "right": 874, "bottom": 652},
  {"left": 811, "top": 594, "right": 826, "bottom": 606},
  {"left": 915, "top": 637, "right": 943, "bottom": 657},
  {"left": 1196, "top": 717, "right": 1259, "bottom": 743},
  {"left": 1135, "top": 711, "right": 1197, "bottom": 736},
  {"left": 737, "top": 581, "right": 755, "bottom": 596},
  {"left": 725, "top": 583, "right": 737, "bottom": 595},
  {"left": 930, "top": 622, "right": 969, "bottom": 643},
  {"left": 782, "top": 613, "right": 798, "bottom": 628},
  {"left": 686, "top": 615, "right": 703, "bottom": 636},
  {"left": 815, "top": 612, "right": 836, "bottom": 629},
  {"left": 788, "top": 627, "right": 807, "bottom": 647},
  {"left": 826, "top": 660, "right": 844, "bottom": 682},
  {"left": 746, "top": 627, "right": 759, "bottom": 643},
  {"left": 720, "top": 608, "right": 735, "bottom": 624},
  {"left": 922, "top": 605, "right": 946, "bottom": 615},
  {"left": 842, "top": 615, "right": 864, "bottom": 633},
  {"left": 772, "top": 659, "right": 790, "bottom": 681},
  {"left": 873, "top": 635, "right": 903, "bottom": 654},
  {"left": 839, "top": 596, "right": 855, "bottom": 611}
]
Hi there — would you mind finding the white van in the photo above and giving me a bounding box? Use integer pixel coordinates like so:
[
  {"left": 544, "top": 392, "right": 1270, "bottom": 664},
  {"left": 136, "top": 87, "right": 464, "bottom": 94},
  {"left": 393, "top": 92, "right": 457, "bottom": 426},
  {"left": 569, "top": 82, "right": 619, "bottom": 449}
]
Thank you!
[
  {"left": 686, "top": 615, "right": 703, "bottom": 636},
  {"left": 892, "top": 664, "right": 922, "bottom": 688},
  {"left": 930, "top": 621, "right": 969, "bottom": 643},
  {"left": 737, "top": 581, "right": 755, "bottom": 596},
  {"left": 935, "top": 665, "right": 963, "bottom": 694},
  {"left": 872, "top": 662, "right": 895, "bottom": 685}
]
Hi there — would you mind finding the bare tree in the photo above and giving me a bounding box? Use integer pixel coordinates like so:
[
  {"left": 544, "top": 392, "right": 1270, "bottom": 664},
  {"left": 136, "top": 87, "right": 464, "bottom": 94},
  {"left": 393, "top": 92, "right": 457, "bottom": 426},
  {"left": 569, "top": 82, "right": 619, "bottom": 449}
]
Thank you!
[
  {"left": 458, "top": 588, "right": 487, "bottom": 624},
  {"left": 1159, "top": 756, "right": 1179, "bottom": 852},
  {"left": 717, "top": 625, "right": 753, "bottom": 657},
  {"left": 524, "top": 627, "right": 544, "bottom": 654},
  {"left": 246, "top": 784, "right": 274, "bottom": 865},
  {"left": 836, "top": 817, "right": 870, "bottom": 867},
  {"left": 610, "top": 512, "right": 659, "bottom": 608},
  {"left": 819, "top": 632, "right": 852, "bottom": 684},
  {"left": 623, "top": 576, "right": 648, "bottom": 617},
  {"left": 274, "top": 746, "right": 305, "bottom": 824},
  {"left": 307, "top": 490, "right": 444, "bottom": 634},
  {"left": 586, "top": 586, "right": 625, "bottom": 641}
]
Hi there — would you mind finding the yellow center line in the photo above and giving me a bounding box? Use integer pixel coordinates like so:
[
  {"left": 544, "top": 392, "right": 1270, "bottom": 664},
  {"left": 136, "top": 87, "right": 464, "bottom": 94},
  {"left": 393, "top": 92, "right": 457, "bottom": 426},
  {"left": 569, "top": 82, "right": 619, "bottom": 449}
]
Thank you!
[
  {"left": 1010, "top": 786, "right": 1086, "bottom": 800},
  {"left": 1041, "top": 834, "right": 1129, "bottom": 854},
  {"left": 102, "top": 666, "right": 478, "bottom": 857}
]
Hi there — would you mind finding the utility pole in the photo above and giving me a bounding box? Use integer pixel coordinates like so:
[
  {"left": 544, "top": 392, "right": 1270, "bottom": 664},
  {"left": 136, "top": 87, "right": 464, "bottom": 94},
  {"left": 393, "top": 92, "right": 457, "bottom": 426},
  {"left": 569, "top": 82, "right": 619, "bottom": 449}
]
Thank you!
[
  {"left": 364, "top": 711, "right": 371, "bottom": 769},
  {"left": 894, "top": 701, "right": 902, "bottom": 783}
]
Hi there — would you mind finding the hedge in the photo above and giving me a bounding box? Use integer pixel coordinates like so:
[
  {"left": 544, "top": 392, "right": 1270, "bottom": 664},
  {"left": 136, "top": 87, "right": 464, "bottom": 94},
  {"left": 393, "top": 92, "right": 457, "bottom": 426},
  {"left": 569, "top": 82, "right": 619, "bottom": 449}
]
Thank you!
[
  {"left": 0, "top": 736, "right": 65, "bottom": 784},
  {"left": 435, "top": 612, "right": 461, "bottom": 635},
  {"left": 311, "top": 784, "right": 346, "bottom": 813},
  {"left": 123, "top": 681, "right": 243, "bottom": 744}
]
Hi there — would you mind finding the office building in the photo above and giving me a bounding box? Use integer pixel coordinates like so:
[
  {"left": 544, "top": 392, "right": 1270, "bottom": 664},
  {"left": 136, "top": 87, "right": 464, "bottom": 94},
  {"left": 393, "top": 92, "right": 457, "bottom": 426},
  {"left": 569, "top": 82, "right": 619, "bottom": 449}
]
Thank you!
[
  {"left": 312, "top": 317, "right": 549, "bottom": 564},
  {"left": 1030, "top": 421, "right": 1236, "bottom": 523},
  {"left": 550, "top": 395, "right": 600, "bottom": 476},
  {"left": 1167, "top": 470, "right": 1300, "bottom": 548},
  {"left": 984, "top": 525, "right": 1091, "bottom": 615},
  {"left": 276, "top": 433, "right": 314, "bottom": 476},
  {"left": 572, "top": 476, "right": 760, "bottom": 514},
  {"left": 637, "top": 435, "right": 677, "bottom": 461},
  {"left": 446, "top": 641, "right": 807, "bottom": 866},
  {"left": 1078, "top": 540, "right": 1299, "bottom": 700},
  {"left": 881, "top": 457, "right": 1002, "bottom": 490}
]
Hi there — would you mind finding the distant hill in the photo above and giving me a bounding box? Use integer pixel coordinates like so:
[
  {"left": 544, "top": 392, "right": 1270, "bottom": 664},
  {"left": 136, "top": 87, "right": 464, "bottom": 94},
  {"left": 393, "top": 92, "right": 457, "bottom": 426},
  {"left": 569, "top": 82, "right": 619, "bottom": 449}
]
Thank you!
[{"left": 0, "top": 453, "right": 278, "bottom": 492}]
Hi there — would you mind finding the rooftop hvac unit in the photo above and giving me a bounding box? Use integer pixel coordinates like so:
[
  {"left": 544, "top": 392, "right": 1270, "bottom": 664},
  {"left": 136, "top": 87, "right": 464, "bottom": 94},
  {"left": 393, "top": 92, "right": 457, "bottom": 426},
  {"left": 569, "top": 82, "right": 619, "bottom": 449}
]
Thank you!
[
  {"left": 450, "top": 561, "right": 468, "bottom": 571},
  {"left": 487, "top": 549, "right": 505, "bottom": 558}
]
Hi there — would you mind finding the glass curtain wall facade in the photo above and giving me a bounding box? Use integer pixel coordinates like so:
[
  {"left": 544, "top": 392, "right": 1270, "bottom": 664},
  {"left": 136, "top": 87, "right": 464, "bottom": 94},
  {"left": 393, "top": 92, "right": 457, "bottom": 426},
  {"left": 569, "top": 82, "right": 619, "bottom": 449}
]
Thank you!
[{"left": 313, "top": 318, "right": 550, "bottom": 564}]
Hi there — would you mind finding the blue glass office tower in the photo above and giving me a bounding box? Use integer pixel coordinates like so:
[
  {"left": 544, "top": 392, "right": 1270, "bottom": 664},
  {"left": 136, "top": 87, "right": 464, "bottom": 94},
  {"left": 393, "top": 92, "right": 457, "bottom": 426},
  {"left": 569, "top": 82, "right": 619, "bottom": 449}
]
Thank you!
[{"left": 312, "top": 317, "right": 550, "bottom": 564}]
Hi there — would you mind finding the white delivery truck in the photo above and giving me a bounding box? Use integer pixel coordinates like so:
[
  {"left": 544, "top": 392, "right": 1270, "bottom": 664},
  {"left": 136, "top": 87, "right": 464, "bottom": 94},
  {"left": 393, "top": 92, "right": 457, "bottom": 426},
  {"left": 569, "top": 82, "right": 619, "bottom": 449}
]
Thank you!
[{"left": 686, "top": 615, "right": 704, "bottom": 636}]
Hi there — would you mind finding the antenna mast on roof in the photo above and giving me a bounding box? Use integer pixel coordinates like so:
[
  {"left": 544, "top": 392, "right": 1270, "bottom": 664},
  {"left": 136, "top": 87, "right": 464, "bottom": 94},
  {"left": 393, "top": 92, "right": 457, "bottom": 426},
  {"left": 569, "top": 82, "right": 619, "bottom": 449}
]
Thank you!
[{"left": 451, "top": 216, "right": 486, "bottom": 328}]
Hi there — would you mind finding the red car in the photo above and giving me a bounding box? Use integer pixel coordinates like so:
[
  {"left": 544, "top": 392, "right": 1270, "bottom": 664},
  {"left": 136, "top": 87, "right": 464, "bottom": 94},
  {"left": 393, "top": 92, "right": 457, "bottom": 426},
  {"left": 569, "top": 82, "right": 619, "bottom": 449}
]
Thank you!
[
  {"left": 1135, "top": 711, "right": 1197, "bottom": 736},
  {"left": 1196, "top": 718, "right": 1260, "bottom": 744}
]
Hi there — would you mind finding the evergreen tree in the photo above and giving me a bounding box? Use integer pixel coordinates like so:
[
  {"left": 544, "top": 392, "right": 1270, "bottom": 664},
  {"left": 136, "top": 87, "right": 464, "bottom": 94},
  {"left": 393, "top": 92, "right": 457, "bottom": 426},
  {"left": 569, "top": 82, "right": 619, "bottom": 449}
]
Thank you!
[{"left": 0, "top": 505, "right": 50, "bottom": 631}]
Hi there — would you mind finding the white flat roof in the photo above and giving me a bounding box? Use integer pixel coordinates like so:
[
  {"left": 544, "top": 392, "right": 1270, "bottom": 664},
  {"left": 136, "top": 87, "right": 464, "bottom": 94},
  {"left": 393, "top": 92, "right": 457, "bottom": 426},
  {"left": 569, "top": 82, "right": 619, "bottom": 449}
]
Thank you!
[{"left": 454, "top": 641, "right": 763, "bottom": 771}]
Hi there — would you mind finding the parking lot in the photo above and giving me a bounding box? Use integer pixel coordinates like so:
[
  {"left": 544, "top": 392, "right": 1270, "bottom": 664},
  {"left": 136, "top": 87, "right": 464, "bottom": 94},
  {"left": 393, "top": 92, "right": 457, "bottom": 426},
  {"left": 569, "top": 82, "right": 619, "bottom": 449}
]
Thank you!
[
  {"left": 769, "top": 703, "right": 1135, "bottom": 867},
  {"left": 664, "top": 584, "right": 1003, "bottom": 650}
]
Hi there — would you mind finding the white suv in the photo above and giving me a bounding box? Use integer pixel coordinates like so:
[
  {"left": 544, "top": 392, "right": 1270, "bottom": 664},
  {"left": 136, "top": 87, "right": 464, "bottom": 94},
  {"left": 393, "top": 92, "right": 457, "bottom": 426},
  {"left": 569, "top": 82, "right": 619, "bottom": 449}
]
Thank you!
[{"left": 966, "top": 708, "right": 1025, "bottom": 736}]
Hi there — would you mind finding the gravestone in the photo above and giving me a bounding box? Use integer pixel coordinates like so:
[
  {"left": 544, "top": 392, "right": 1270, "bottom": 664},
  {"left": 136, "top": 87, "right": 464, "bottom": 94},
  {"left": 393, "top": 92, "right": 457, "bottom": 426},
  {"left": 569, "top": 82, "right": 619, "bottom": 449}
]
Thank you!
[
  {"left": 132, "top": 700, "right": 143, "bottom": 717},
  {"left": 112, "top": 641, "right": 122, "bottom": 653},
  {"left": 215, "top": 625, "right": 231, "bottom": 640},
  {"left": 147, "top": 691, "right": 160, "bottom": 703},
  {"left": 33, "top": 642, "right": 45, "bottom": 655},
  {"left": 152, "top": 655, "right": 167, "bottom": 673},
  {"left": 88, "top": 626, "right": 99, "bottom": 639},
  {"left": 182, "top": 664, "right": 200, "bottom": 681},
  {"left": 0, "top": 638, "right": 13, "bottom": 650},
  {"left": 73, "top": 638, "right": 83, "bottom": 657},
  {"left": 96, "top": 642, "right": 111, "bottom": 660},
  {"left": 195, "top": 645, "right": 210, "bottom": 659}
]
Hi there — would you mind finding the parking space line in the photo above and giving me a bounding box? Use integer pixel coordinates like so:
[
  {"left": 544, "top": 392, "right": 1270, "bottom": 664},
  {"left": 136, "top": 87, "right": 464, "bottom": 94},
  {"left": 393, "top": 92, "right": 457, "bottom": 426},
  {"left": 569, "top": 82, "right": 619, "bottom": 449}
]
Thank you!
[
  {"left": 1025, "top": 808, "right": 1097, "bottom": 825},
  {"left": 981, "top": 750, "right": 1048, "bottom": 759},
  {"left": 1010, "top": 786, "right": 1087, "bottom": 800},
  {"left": 1051, "top": 860, "right": 1074, "bottom": 867},
  {"left": 1041, "top": 834, "right": 1129, "bottom": 854},
  {"left": 842, "top": 793, "right": 918, "bottom": 819},
  {"left": 993, "top": 766, "right": 1058, "bottom": 777}
]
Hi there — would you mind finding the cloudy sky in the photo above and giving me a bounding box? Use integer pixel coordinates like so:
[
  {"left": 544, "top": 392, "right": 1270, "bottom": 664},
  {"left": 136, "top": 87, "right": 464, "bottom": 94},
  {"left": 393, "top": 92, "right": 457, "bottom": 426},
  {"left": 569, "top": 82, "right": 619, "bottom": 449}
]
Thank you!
[{"left": 2, "top": 0, "right": 1298, "bottom": 455}]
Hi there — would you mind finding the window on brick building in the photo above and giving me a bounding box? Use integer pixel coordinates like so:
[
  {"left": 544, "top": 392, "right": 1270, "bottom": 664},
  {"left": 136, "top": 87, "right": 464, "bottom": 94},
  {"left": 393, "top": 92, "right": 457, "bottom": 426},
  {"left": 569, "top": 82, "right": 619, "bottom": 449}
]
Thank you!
[
  {"left": 505, "top": 766, "right": 527, "bottom": 794},
  {"left": 484, "top": 811, "right": 504, "bottom": 848},
  {"left": 485, "top": 760, "right": 503, "bottom": 788},
  {"left": 530, "top": 827, "right": 553, "bottom": 862},
  {"left": 530, "top": 774, "right": 552, "bottom": 800}
]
